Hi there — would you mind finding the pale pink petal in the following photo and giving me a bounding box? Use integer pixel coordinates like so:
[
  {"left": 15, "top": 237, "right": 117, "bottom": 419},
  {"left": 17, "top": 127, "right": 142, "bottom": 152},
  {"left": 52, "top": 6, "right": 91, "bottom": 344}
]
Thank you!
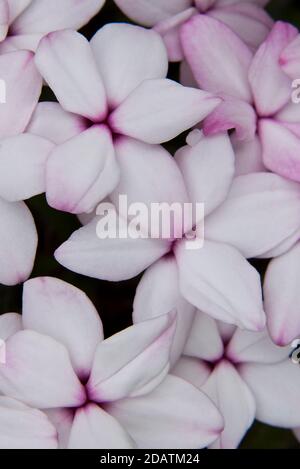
[
  {"left": 175, "top": 239, "right": 265, "bottom": 330},
  {"left": 175, "top": 130, "right": 235, "bottom": 217},
  {"left": 0, "top": 33, "right": 42, "bottom": 53},
  {"left": 203, "top": 98, "right": 256, "bottom": 141},
  {"left": 202, "top": 360, "right": 256, "bottom": 449},
  {"left": 0, "top": 50, "right": 42, "bottom": 138},
  {"left": 12, "top": 0, "right": 105, "bottom": 34},
  {"left": 91, "top": 23, "right": 168, "bottom": 108},
  {"left": 232, "top": 135, "right": 265, "bottom": 176},
  {"left": 0, "top": 330, "right": 85, "bottom": 408},
  {"left": 184, "top": 311, "right": 224, "bottom": 361},
  {"left": 110, "top": 78, "right": 220, "bottom": 144},
  {"left": 209, "top": 3, "right": 272, "bottom": 50},
  {"left": 6, "top": 0, "right": 32, "bottom": 23},
  {"left": 181, "top": 15, "right": 253, "bottom": 101},
  {"left": 240, "top": 360, "right": 300, "bottom": 427},
  {"left": 276, "top": 101, "right": 300, "bottom": 139},
  {"left": 46, "top": 125, "right": 119, "bottom": 214},
  {"left": 22, "top": 277, "right": 104, "bottom": 378},
  {"left": 106, "top": 375, "right": 223, "bottom": 449},
  {"left": 0, "top": 397, "right": 57, "bottom": 449},
  {"left": 87, "top": 312, "right": 176, "bottom": 402},
  {"left": 114, "top": 0, "right": 191, "bottom": 27},
  {"left": 226, "top": 328, "right": 290, "bottom": 364},
  {"left": 259, "top": 119, "right": 300, "bottom": 183},
  {"left": 0, "top": 313, "right": 22, "bottom": 341},
  {"left": 133, "top": 256, "right": 196, "bottom": 367},
  {"left": 264, "top": 243, "right": 300, "bottom": 346},
  {"left": 217, "top": 321, "right": 236, "bottom": 343},
  {"left": 0, "top": 134, "right": 53, "bottom": 202},
  {"left": 55, "top": 211, "right": 170, "bottom": 281},
  {"left": 35, "top": 30, "right": 107, "bottom": 121},
  {"left": 249, "top": 22, "right": 298, "bottom": 116},
  {"left": 280, "top": 35, "right": 300, "bottom": 79},
  {"left": 205, "top": 172, "right": 300, "bottom": 258},
  {"left": 27, "top": 102, "right": 87, "bottom": 144},
  {"left": 45, "top": 408, "right": 73, "bottom": 449},
  {"left": 0, "top": 199, "right": 37, "bottom": 286},
  {"left": 68, "top": 404, "right": 133, "bottom": 449},
  {"left": 171, "top": 356, "right": 211, "bottom": 388},
  {"left": 0, "top": 0, "right": 8, "bottom": 41}
]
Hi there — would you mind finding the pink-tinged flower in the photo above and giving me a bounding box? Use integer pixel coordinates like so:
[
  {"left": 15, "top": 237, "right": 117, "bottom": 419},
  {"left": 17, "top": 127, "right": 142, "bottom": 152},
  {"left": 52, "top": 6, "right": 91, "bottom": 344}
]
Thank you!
[
  {"left": 0, "top": 50, "right": 42, "bottom": 285},
  {"left": 0, "top": 277, "right": 223, "bottom": 449},
  {"left": 0, "top": 0, "right": 105, "bottom": 53},
  {"left": 56, "top": 130, "right": 300, "bottom": 330},
  {"left": 172, "top": 310, "right": 300, "bottom": 449},
  {"left": 114, "top": 0, "right": 272, "bottom": 61},
  {"left": 0, "top": 24, "right": 220, "bottom": 215},
  {"left": 181, "top": 18, "right": 300, "bottom": 182},
  {"left": 264, "top": 242, "right": 300, "bottom": 347}
]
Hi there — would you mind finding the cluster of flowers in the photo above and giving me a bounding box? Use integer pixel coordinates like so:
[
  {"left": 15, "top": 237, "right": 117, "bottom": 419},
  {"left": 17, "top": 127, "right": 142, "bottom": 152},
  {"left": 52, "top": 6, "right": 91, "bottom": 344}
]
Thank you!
[{"left": 0, "top": 0, "right": 300, "bottom": 449}]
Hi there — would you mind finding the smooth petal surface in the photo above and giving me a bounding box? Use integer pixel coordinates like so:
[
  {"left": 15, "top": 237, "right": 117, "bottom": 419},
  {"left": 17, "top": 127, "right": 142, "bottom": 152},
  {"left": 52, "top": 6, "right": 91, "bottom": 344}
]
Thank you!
[
  {"left": 35, "top": 30, "right": 107, "bottom": 121},
  {"left": 175, "top": 130, "right": 235, "bottom": 217},
  {"left": 0, "top": 313, "right": 22, "bottom": 341},
  {"left": 87, "top": 312, "right": 176, "bottom": 402},
  {"left": 114, "top": 0, "right": 191, "bottom": 26},
  {"left": 240, "top": 360, "right": 300, "bottom": 427},
  {"left": 110, "top": 78, "right": 220, "bottom": 144},
  {"left": 91, "top": 23, "right": 168, "bottom": 107},
  {"left": 22, "top": 277, "right": 104, "bottom": 378},
  {"left": 264, "top": 243, "right": 300, "bottom": 346},
  {"left": 107, "top": 375, "right": 223, "bottom": 449},
  {"left": 0, "top": 397, "right": 57, "bottom": 449},
  {"left": 0, "top": 199, "right": 37, "bottom": 286},
  {"left": 184, "top": 312, "right": 224, "bottom": 362},
  {"left": 205, "top": 172, "right": 300, "bottom": 258},
  {"left": 0, "top": 50, "right": 42, "bottom": 138},
  {"left": 133, "top": 256, "right": 196, "bottom": 367},
  {"left": 171, "top": 356, "right": 211, "bottom": 389},
  {"left": 175, "top": 239, "right": 265, "bottom": 330},
  {"left": 181, "top": 15, "right": 253, "bottom": 101},
  {"left": 12, "top": 0, "right": 105, "bottom": 34},
  {"left": 202, "top": 360, "right": 256, "bottom": 449},
  {"left": 232, "top": 135, "right": 265, "bottom": 176},
  {"left": 0, "top": 134, "right": 54, "bottom": 201},
  {"left": 0, "top": 0, "right": 8, "bottom": 41},
  {"left": 0, "top": 33, "right": 43, "bottom": 53},
  {"left": 6, "top": 0, "right": 31, "bottom": 23},
  {"left": 27, "top": 102, "right": 87, "bottom": 144},
  {"left": 46, "top": 125, "right": 119, "bottom": 214},
  {"left": 0, "top": 330, "right": 85, "bottom": 409},
  {"left": 280, "top": 35, "right": 300, "bottom": 79},
  {"left": 45, "top": 408, "right": 73, "bottom": 449},
  {"left": 55, "top": 213, "right": 170, "bottom": 281},
  {"left": 68, "top": 404, "right": 133, "bottom": 449},
  {"left": 249, "top": 22, "right": 298, "bottom": 116}
]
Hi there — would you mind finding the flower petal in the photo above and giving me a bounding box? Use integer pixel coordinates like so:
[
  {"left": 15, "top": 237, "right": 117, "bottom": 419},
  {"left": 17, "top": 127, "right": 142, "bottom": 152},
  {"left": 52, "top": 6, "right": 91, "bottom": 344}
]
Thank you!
[
  {"left": 0, "top": 134, "right": 54, "bottom": 202},
  {"left": 171, "top": 356, "right": 211, "bottom": 388},
  {"left": 110, "top": 78, "right": 220, "bottom": 144},
  {"left": 106, "top": 375, "right": 223, "bottom": 449},
  {"left": 0, "top": 330, "right": 85, "bottom": 408},
  {"left": 87, "top": 312, "right": 176, "bottom": 402},
  {"left": 205, "top": 172, "right": 300, "bottom": 258},
  {"left": 232, "top": 135, "right": 265, "bottom": 176},
  {"left": 181, "top": 15, "right": 253, "bottom": 101},
  {"left": 0, "top": 50, "right": 42, "bottom": 138},
  {"left": 0, "top": 0, "right": 8, "bottom": 41},
  {"left": 0, "top": 396, "right": 58, "bottom": 449},
  {"left": 175, "top": 239, "right": 265, "bottom": 330},
  {"left": 264, "top": 242, "right": 300, "bottom": 346},
  {"left": 68, "top": 404, "right": 133, "bottom": 449},
  {"left": 6, "top": 0, "right": 31, "bottom": 23},
  {"left": 280, "top": 35, "right": 300, "bottom": 79},
  {"left": 202, "top": 360, "right": 256, "bottom": 449},
  {"left": 46, "top": 125, "right": 119, "bottom": 214},
  {"left": 0, "top": 199, "right": 37, "bottom": 286},
  {"left": 22, "top": 277, "right": 104, "bottom": 378},
  {"left": 240, "top": 360, "right": 300, "bottom": 427},
  {"left": 133, "top": 256, "right": 196, "bottom": 367},
  {"left": 35, "top": 30, "right": 107, "bottom": 121},
  {"left": 45, "top": 408, "right": 73, "bottom": 449},
  {"left": 0, "top": 313, "right": 22, "bottom": 341},
  {"left": 91, "top": 23, "right": 168, "bottom": 108}
]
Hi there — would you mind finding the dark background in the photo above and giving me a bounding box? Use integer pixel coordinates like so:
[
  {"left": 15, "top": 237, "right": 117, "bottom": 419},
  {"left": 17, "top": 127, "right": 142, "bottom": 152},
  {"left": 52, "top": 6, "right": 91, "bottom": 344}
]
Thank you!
[{"left": 0, "top": 0, "right": 299, "bottom": 449}]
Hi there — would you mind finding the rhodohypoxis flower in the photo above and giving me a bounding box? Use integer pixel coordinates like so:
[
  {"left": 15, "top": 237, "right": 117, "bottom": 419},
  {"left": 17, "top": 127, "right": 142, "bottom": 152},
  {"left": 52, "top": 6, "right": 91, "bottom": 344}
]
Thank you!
[
  {"left": 114, "top": 0, "right": 272, "bottom": 61},
  {"left": 181, "top": 18, "right": 300, "bottom": 182},
  {"left": 171, "top": 310, "right": 300, "bottom": 449},
  {"left": 0, "top": 0, "right": 105, "bottom": 53},
  {"left": 0, "top": 49, "right": 42, "bottom": 285},
  {"left": 56, "top": 130, "right": 300, "bottom": 333},
  {"left": 0, "top": 277, "right": 223, "bottom": 449},
  {"left": 0, "top": 23, "right": 220, "bottom": 215}
]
